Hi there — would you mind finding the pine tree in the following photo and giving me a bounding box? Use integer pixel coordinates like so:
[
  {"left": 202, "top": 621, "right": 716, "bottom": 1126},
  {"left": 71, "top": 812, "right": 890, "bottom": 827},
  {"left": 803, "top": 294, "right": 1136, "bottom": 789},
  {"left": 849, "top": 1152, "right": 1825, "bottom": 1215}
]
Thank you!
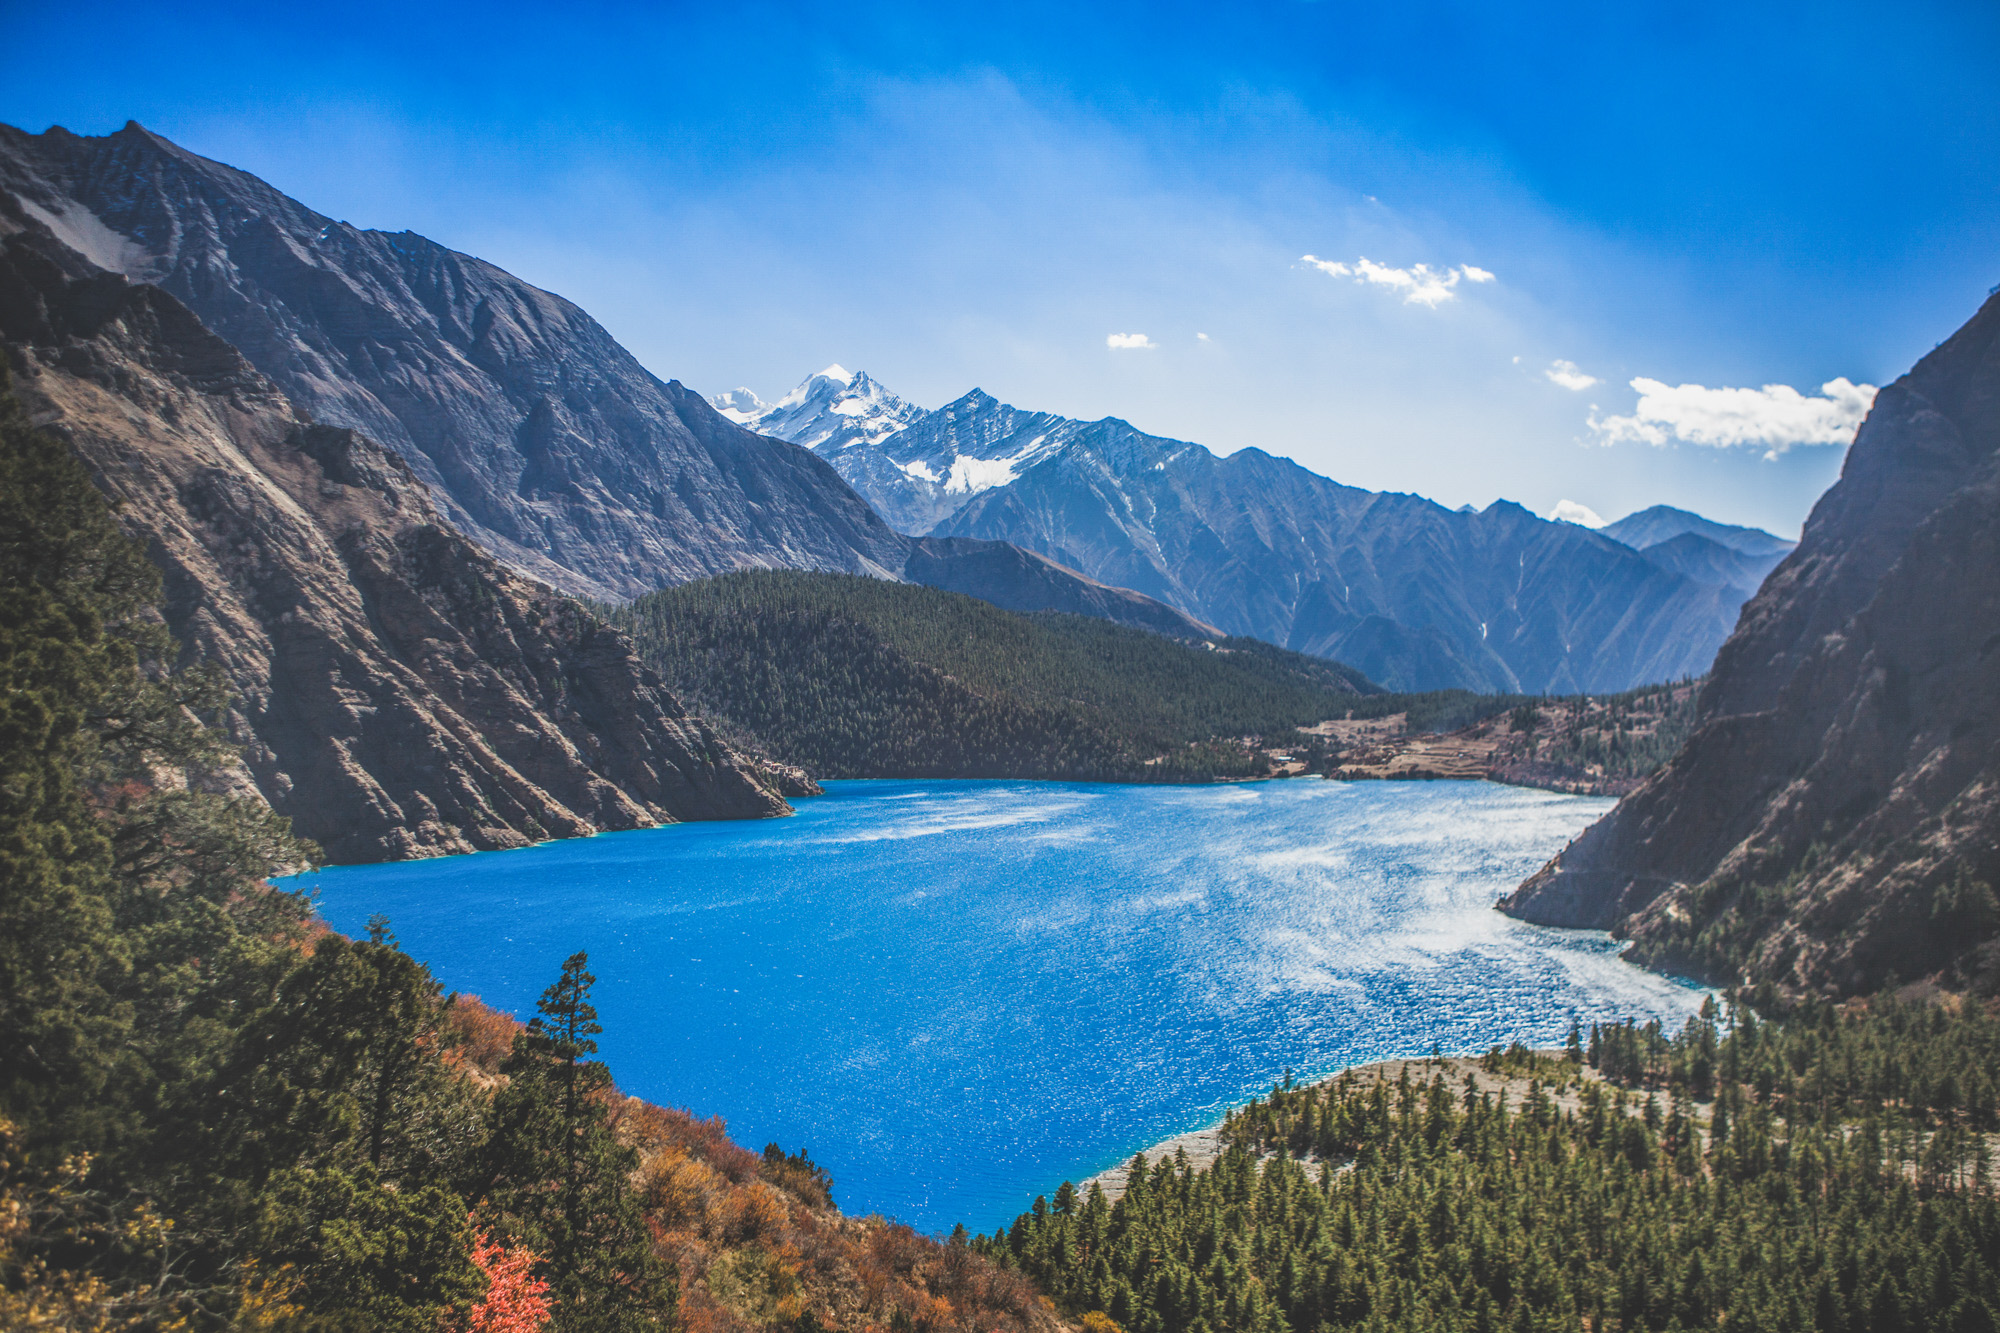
[{"left": 478, "top": 953, "right": 676, "bottom": 1332}]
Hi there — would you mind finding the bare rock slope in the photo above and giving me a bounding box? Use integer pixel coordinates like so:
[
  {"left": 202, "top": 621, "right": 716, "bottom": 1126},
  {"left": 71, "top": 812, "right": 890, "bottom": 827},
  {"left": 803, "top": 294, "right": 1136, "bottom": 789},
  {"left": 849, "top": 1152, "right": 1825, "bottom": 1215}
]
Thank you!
[
  {"left": 1501, "top": 291, "right": 2000, "bottom": 996},
  {"left": 0, "top": 224, "right": 791, "bottom": 864},
  {"left": 0, "top": 120, "right": 910, "bottom": 601}
]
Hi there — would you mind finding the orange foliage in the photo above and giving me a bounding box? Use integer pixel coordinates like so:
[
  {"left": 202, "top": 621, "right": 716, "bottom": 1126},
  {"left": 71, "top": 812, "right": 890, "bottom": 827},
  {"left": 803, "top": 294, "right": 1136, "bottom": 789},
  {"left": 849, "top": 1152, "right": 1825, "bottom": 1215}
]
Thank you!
[
  {"left": 445, "top": 994, "right": 526, "bottom": 1076},
  {"left": 421, "top": 1006, "right": 1068, "bottom": 1333},
  {"left": 458, "top": 1225, "right": 551, "bottom": 1333}
]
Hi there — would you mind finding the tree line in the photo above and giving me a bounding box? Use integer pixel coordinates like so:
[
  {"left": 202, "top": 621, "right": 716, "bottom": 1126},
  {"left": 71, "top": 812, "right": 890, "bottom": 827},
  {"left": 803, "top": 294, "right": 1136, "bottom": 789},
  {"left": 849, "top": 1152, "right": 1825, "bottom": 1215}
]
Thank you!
[
  {"left": 608, "top": 572, "right": 1382, "bottom": 783},
  {"left": 976, "top": 997, "right": 2000, "bottom": 1333}
]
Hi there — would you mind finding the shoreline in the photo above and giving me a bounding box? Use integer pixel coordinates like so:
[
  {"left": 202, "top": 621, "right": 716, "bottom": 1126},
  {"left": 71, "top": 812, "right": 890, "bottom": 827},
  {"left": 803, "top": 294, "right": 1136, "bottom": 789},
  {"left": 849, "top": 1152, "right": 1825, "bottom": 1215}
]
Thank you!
[{"left": 1076, "top": 1051, "right": 1612, "bottom": 1204}]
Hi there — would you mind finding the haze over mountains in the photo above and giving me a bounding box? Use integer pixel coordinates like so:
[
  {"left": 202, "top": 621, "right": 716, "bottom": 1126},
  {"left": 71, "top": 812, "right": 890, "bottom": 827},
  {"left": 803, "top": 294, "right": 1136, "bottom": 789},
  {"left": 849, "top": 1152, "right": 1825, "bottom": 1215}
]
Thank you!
[
  {"left": 0, "top": 122, "right": 1230, "bottom": 644},
  {"left": 0, "top": 118, "right": 1796, "bottom": 704},
  {"left": 730, "top": 367, "right": 1796, "bottom": 693}
]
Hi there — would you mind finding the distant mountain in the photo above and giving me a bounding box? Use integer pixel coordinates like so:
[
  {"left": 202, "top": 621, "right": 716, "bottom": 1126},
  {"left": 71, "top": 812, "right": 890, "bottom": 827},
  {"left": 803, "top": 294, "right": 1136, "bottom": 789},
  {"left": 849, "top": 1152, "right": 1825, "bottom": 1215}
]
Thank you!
[
  {"left": 0, "top": 223, "right": 795, "bottom": 864},
  {"left": 758, "top": 380, "right": 1743, "bottom": 693},
  {"left": 612, "top": 570, "right": 1375, "bottom": 782},
  {"left": 1630, "top": 531, "right": 1789, "bottom": 600},
  {"left": 715, "top": 365, "right": 925, "bottom": 454},
  {"left": 1502, "top": 290, "right": 2000, "bottom": 996},
  {"left": 1599, "top": 504, "right": 1797, "bottom": 558}
]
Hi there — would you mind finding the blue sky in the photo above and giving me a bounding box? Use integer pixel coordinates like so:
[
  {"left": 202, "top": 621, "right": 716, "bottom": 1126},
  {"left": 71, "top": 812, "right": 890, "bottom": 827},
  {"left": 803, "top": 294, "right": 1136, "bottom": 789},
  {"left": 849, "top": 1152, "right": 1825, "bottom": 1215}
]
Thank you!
[{"left": 6, "top": 0, "right": 1996, "bottom": 535}]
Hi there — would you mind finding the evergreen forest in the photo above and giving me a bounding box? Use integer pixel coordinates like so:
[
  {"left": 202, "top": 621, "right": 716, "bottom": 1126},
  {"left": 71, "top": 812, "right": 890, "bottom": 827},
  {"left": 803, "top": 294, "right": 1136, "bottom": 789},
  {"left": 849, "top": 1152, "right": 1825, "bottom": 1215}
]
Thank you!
[
  {"left": 611, "top": 572, "right": 1391, "bottom": 782},
  {"left": 980, "top": 999, "right": 2000, "bottom": 1333}
]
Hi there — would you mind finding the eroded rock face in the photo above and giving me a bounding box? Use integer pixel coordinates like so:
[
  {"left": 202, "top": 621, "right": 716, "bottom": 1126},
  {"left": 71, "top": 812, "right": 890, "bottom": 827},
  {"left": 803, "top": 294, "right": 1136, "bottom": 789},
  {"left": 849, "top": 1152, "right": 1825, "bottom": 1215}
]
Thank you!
[
  {"left": 0, "top": 120, "right": 908, "bottom": 601},
  {"left": 1501, "top": 292, "right": 2000, "bottom": 996},
  {"left": 0, "top": 226, "right": 790, "bottom": 864}
]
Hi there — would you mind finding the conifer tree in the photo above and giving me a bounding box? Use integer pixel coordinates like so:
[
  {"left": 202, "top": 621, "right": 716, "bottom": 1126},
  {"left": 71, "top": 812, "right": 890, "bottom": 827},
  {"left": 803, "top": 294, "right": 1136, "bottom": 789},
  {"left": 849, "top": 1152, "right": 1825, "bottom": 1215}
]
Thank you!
[{"left": 478, "top": 952, "right": 676, "bottom": 1332}]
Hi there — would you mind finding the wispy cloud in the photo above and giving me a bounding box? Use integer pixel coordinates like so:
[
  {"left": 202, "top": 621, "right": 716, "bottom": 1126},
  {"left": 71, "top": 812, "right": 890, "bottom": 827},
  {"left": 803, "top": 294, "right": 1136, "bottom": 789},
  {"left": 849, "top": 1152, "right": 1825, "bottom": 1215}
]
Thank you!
[
  {"left": 1301, "top": 255, "right": 1496, "bottom": 308},
  {"left": 1591, "top": 377, "right": 1877, "bottom": 459},
  {"left": 1106, "top": 332, "right": 1157, "bottom": 350},
  {"left": 1546, "top": 499, "right": 1606, "bottom": 528},
  {"left": 1545, "top": 359, "right": 1598, "bottom": 391}
]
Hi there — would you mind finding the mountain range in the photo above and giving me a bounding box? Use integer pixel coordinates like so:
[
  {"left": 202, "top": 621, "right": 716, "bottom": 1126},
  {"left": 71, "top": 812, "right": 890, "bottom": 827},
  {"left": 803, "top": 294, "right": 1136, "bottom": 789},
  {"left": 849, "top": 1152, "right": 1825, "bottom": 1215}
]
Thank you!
[
  {"left": 0, "top": 121, "right": 1220, "bottom": 645},
  {"left": 728, "top": 368, "right": 1793, "bottom": 693},
  {"left": 1503, "top": 288, "right": 2000, "bottom": 996}
]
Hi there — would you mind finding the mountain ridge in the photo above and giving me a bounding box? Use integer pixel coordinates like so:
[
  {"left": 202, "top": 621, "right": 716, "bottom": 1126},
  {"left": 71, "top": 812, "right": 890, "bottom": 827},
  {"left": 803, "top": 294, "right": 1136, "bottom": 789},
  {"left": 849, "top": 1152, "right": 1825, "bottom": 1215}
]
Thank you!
[
  {"left": 1500, "top": 288, "right": 2000, "bottom": 996},
  {"left": 752, "top": 372, "right": 1746, "bottom": 693},
  {"left": 0, "top": 121, "right": 1242, "bottom": 655},
  {"left": 0, "top": 215, "right": 797, "bottom": 864}
]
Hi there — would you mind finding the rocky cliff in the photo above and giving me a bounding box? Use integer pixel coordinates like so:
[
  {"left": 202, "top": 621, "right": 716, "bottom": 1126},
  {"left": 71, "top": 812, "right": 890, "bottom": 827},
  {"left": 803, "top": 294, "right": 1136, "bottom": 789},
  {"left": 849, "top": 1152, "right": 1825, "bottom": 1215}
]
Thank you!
[
  {"left": 0, "top": 122, "right": 1222, "bottom": 656},
  {"left": 1501, "top": 291, "right": 2000, "bottom": 997},
  {"left": 0, "top": 222, "right": 792, "bottom": 864},
  {"left": 0, "top": 120, "right": 911, "bottom": 601}
]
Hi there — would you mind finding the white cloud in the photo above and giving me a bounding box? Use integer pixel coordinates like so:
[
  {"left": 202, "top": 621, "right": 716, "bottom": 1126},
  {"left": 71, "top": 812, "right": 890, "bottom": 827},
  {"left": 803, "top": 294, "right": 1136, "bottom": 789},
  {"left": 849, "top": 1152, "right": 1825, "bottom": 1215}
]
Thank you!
[
  {"left": 1107, "top": 332, "right": 1157, "bottom": 350},
  {"left": 1196, "top": 332, "right": 1210, "bottom": 341},
  {"left": 1590, "top": 376, "right": 1878, "bottom": 459},
  {"left": 1546, "top": 499, "right": 1606, "bottom": 528},
  {"left": 1300, "top": 254, "right": 1496, "bottom": 308},
  {"left": 1545, "top": 359, "right": 1598, "bottom": 391}
]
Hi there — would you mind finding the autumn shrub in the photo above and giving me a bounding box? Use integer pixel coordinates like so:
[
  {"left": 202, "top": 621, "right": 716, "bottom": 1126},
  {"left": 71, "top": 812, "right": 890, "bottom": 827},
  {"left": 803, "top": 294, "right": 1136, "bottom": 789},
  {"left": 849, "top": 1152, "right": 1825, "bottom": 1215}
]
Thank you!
[{"left": 445, "top": 994, "right": 525, "bottom": 1075}]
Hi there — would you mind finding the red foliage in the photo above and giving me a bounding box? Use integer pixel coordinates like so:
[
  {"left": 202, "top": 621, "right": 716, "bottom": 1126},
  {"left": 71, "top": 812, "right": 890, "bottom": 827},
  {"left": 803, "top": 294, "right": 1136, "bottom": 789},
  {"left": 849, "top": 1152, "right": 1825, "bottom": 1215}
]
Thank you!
[{"left": 460, "top": 1224, "right": 552, "bottom": 1333}]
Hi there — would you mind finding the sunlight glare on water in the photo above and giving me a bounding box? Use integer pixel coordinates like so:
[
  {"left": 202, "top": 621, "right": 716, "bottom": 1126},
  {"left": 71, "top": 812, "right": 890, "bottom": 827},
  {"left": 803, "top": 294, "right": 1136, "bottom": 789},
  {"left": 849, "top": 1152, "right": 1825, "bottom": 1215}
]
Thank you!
[{"left": 288, "top": 778, "right": 1707, "bottom": 1232}]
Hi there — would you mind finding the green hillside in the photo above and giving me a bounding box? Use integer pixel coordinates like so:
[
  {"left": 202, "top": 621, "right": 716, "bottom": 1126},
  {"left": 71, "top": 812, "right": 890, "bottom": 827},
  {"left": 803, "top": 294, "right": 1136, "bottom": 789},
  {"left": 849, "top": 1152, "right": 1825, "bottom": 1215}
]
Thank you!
[
  {"left": 609, "top": 571, "right": 1381, "bottom": 782},
  {"left": 982, "top": 999, "right": 2000, "bottom": 1333}
]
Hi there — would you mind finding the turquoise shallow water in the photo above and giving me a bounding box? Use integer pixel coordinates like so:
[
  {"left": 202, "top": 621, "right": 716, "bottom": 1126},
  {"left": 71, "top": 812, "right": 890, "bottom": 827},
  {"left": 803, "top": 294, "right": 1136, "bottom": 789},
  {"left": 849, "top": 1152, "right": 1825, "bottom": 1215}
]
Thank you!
[{"left": 285, "top": 778, "right": 1706, "bottom": 1233}]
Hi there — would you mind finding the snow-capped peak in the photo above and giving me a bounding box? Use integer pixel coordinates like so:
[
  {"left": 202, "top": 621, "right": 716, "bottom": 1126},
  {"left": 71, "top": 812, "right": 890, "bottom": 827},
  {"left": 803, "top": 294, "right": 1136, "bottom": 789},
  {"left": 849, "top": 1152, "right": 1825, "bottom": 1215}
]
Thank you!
[{"left": 712, "top": 366, "right": 926, "bottom": 454}]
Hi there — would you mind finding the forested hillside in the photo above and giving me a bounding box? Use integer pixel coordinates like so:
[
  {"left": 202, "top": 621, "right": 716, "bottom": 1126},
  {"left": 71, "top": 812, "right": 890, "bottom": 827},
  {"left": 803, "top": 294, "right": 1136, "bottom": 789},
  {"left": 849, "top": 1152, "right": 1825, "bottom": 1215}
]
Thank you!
[
  {"left": 611, "top": 572, "right": 1379, "bottom": 782},
  {"left": 0, "top": 381, "right": 1063, "bottom": 1333},
  {"left": 981, "top": 1000, "right": 2000, "bottom": 1333}
]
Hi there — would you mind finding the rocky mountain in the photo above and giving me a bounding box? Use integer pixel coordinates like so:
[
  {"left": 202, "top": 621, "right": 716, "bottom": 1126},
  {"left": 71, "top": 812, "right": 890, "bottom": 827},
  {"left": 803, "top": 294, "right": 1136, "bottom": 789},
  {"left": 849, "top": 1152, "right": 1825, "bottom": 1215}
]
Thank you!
[
  {"left": 0, "top": 122, "right": 1230, "bottom": 660},
  {"left": 0, "top": 218, "right": 797, "bottom": 864},
  {"left": 1599, "top": 504, "right": 1797, "bottom": 558},
  {"left": 0, "top": 120, "right": 913, "bottom": 601},
  {"left": 761, "top": 381, "right": 1742, "bottom": 693},
  {"left": 1501, "top": 290, "right": 2000, "bottom": 997}
]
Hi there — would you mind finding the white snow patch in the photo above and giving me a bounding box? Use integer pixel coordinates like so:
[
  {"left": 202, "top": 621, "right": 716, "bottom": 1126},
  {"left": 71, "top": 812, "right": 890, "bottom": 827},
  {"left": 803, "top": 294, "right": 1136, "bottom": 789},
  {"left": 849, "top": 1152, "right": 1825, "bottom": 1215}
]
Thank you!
[
  {"left": 945, "top": 454, "right": 1021, "bottom": 494},
  {"left": 898, "top": 459, "right": 940, "bottom": 483}
]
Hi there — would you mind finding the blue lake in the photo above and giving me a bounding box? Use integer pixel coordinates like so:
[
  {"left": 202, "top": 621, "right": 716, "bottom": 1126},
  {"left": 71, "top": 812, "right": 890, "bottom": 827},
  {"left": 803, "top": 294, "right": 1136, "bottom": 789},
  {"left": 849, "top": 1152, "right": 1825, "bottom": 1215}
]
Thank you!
[{"left": 287, "top": 778, "right": 1706, "bottom": 1234}]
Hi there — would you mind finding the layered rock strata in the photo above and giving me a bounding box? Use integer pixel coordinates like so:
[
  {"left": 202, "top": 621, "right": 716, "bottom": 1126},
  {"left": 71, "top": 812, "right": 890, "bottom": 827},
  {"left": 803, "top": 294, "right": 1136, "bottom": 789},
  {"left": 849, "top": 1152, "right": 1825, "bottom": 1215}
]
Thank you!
[{"left": 0, "top": 224, "right": 790, "bottom": 864}]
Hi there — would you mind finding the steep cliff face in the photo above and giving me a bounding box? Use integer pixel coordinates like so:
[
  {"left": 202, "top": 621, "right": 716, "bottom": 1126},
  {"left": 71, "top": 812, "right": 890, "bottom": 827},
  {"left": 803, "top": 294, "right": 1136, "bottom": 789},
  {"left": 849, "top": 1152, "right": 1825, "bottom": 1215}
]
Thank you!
[
  {"left": 0, "top": 120, "right": 908, "bottom": 600},
  {"left": 1501, "top": 292, "right": 2000, "bottom": 996},
  {"left": 0, "top": 226, "right": 791, "bottom": 864}
]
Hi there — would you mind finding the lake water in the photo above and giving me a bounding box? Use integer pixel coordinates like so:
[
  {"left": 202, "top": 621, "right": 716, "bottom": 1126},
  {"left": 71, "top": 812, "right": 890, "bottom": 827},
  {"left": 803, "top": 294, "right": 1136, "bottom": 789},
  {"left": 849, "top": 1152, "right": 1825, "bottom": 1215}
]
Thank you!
[{"left": 288, "top": 778, "right": 1706, "bottom": 1234}]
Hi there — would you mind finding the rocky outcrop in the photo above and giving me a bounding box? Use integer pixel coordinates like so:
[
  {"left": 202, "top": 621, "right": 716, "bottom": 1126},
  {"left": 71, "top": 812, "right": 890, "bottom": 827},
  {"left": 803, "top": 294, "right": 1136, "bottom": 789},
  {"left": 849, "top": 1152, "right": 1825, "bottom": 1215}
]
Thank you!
[
  {"left": 0, "top": 223, "right": 791, "bottom": 864},
  {"left": 1501, "top": 291, "right": 2000, "bottom": 997},
  {"left": 0, "top": 120, "right": 910, "bottom": 601}
]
